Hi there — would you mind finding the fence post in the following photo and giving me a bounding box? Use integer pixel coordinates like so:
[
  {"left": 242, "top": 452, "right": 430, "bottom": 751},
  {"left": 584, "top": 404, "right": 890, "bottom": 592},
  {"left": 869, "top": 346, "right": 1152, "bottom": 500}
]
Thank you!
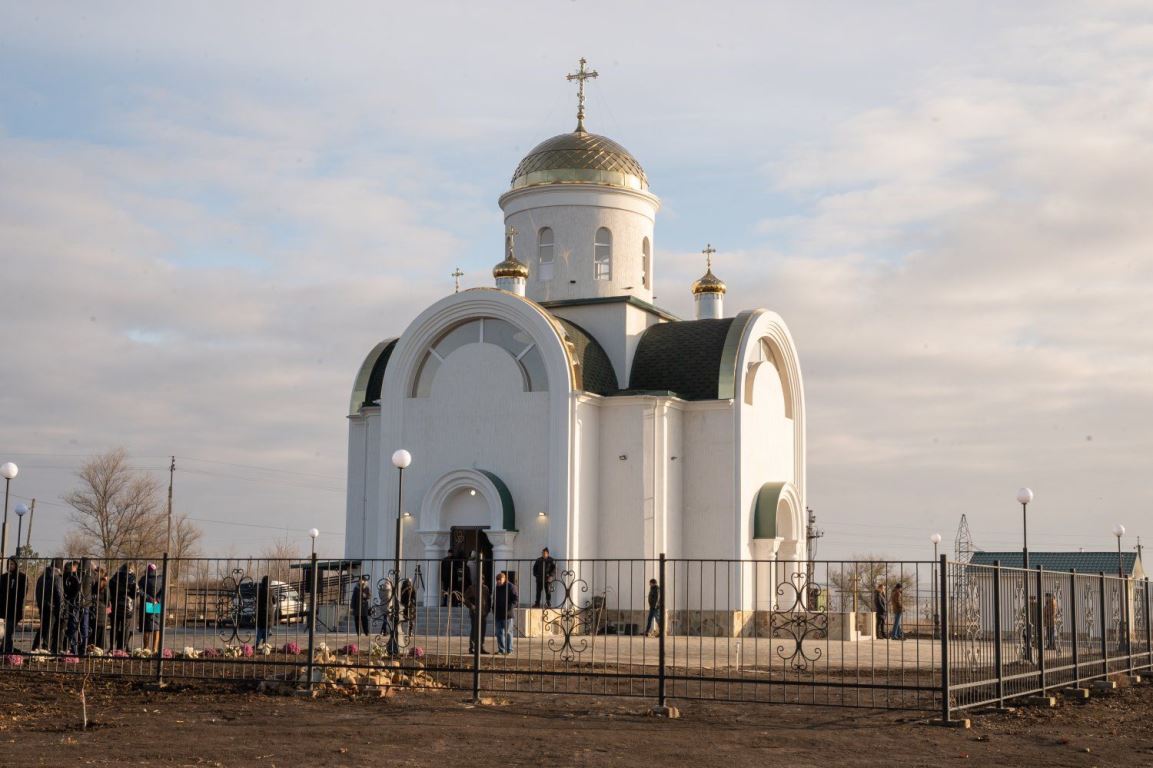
[
  {"left": 1035, "top": 566, "right": 1046, "bottom": 693},
  {"left": 471, "top": 548, "right": 482, "bottom": 704},
  {"left": 1139, "top": 574, "right": 1148, "bottom": 668},
  {"left": 992, "top": 561, "right": 1003, "bottom": 707},
  {"left": 658, "top": 553, "right": 667, "bottom": 710},
  {"left": 1098, "top": 572, "right": 1107, "bottom": 678},
  {"left": 155, "top": 552, "right": 169, "bottom": 685},
  {"left": 1124, "top": 574, "right": 1133, "bottom": 675},
  {"left": 1070, "top": 569, "right": 1079, "bottom": 687},
  {"left": 939, "top": 554, "right": 950, "bottom": 723},
  {"left": 306, "top": 551, "right": 318, "bottom": 691}
]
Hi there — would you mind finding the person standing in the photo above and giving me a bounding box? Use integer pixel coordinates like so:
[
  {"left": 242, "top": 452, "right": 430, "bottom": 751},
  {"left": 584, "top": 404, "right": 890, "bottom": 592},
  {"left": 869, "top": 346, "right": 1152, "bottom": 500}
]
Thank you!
[
  {"left": 107, "top": 563, "right": 138, "bottom": 651},
  {"left": 889, "top": 582, "right": 905, "bottom": 641},
  {"left": 62, "top": 560, "right": 83, "bottom": 655},
  {"left": 532, "top": 548, "right": 557, "bottom": 608},
  {"left": 75, "top": 558, "right": 94, "bottom": 655},
  {"left": 464, "top": 576, "right": 491, "bottom": 655},
  {"left": 0, "top": 557, "right": 28, "bottom": 653},
  {"left": 139, "top": 563, "right": 162, "bottom": 654},
  {"left": 91, "top": 568, "right": 110, "bottom": 651},
  {"left": 33, "top": 559, "right": 64, "bottom": 653},
  {"left": 350, "top": 575, "right": 372, "bottom": 637},
  {"left": 255, "top": 576, "right": 274, "bottom": 647},
  {"left": 873, "top": 583, "right": 888, "bottom": 640},
  {"left": 644, "top": 578, "right": 661, "bottom": 637},
  {"left": 492, "top": 571, "right": 518, "bottom": 655}
]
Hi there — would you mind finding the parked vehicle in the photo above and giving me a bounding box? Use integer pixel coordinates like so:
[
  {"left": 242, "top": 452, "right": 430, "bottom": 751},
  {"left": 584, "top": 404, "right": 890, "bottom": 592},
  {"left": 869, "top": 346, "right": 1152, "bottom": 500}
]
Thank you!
[{"left": 225, "top": 580, "right": 308, "bottom": 626}]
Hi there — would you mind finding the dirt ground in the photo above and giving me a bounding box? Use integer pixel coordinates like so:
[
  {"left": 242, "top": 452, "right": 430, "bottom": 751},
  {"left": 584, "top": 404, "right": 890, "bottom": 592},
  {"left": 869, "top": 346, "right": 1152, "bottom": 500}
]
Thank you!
[{"left": 2, "top": 674, "right": 1152, "bottom": 768}]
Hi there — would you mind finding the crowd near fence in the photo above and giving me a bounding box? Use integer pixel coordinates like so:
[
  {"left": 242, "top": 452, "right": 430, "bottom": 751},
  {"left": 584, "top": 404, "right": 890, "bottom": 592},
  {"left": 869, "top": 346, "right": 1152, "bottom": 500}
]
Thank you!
[{"left": 1, "top": 553, "right": 1150, "bottom": 721}]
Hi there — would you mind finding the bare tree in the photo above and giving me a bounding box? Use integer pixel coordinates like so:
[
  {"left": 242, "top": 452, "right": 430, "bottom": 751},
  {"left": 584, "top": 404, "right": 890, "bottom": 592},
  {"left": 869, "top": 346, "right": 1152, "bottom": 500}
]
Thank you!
[
  {"left": 260, "top": 539, "right": 302, "bottom": 583},
  {"left": 64, "top": 448, "right": 201, "bottom": 563},
  {"left": 827, "top": 556, "right": 914, "bottom": 613}
]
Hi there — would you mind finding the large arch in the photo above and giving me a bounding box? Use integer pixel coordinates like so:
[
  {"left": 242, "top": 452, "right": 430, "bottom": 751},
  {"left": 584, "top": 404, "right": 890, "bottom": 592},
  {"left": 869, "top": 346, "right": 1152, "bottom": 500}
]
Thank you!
[{"left": 418, "top": 468, "right": 516, "bottom": 533}]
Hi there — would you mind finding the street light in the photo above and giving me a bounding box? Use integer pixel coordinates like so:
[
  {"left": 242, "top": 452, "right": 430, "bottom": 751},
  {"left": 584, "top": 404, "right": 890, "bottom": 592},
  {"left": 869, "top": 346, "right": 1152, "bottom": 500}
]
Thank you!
[
  {"left": 1, "top": 461, "right": 18, "bottom": 559},
  {"left": 1113, "top": 523, "right": 1126, "bottom": 578},
  {"left": 13, "top": 503, "right": 28, "bottom": 558},
  {"left": 1114, "top": 523, "right": 1128, "bottom": 651},
  {"left": 1016, "top": 487, "right": 1034, "bottom": 662},
  {"left": 931, "top": 533, "right": 942, "bottom": 639},
  {"left": 390, "top": 448, "right": 412, "bottom": 655},
  {"left": 309, "top": 527, "right": 320, "bottom": 557}
]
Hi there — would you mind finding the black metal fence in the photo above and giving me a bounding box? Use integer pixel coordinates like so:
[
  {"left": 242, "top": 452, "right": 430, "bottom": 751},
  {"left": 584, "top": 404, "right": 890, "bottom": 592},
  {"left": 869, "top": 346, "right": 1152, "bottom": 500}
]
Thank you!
[{"left": 1, "top": 554, "right": 1149, "bottom": 718}]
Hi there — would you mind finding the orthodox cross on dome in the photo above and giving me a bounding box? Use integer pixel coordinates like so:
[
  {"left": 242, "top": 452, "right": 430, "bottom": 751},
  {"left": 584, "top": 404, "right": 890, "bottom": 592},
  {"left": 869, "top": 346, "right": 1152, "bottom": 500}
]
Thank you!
[
  {"left": 505, "top": 225, "right": 518, "bottom": 260},
  {"left": 566, "top": 57, "right": 599, "bottom": 132},
  {"left": 702, "top": 243, "right": 717, "bottom": 270},
  {"left": 452, "top": 267, "right": 464, "bottom": 293}
]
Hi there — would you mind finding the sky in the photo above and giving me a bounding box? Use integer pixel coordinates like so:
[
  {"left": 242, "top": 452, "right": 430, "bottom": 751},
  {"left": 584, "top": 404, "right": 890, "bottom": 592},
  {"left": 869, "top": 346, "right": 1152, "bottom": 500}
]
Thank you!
[{"left": 1, "top": 1, "right": 1151, "bottom": 562}]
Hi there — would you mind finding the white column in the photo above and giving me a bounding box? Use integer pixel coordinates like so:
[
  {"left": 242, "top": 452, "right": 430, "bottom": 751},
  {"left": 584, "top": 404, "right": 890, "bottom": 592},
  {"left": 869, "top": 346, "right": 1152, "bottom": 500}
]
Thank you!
[
  {"left": 418, "top": 531, "right": 450, "bottom": 606},
  {"left": 752, "top": 538, "right": 783, "bottom": 611},
  {"left": 695, "top": 292, "right": 723, "bottom": 320}
]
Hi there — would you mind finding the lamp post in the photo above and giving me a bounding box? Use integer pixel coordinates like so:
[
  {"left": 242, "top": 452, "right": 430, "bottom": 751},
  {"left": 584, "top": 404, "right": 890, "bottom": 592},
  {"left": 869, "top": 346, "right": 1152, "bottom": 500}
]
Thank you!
[
  {"left": 1017, "top": 487, "right": 1034, "bottom": 661},
  {"left": 1, "top": 461, "right": 18, "bottom": 560},
  {"left": 309, "top": 527, "right": 319, "bottom": 557},
  {"left": 391, "top": 449, "right": 412, "bottom": 656},
  {"left": 1114, "top": 523, "right": 1128, "bottom": 651},
  {"left": 931, "top": 533, "right": 942, "bottom": 639},
  {"left": 14, "top": 503, "right": 28, "bottom": 559}
]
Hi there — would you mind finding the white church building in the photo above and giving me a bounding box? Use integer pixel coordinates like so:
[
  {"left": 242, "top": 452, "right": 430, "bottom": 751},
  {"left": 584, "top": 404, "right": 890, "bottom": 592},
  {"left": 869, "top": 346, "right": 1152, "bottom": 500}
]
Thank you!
[{"left": 345, "top": 62, "right": 807, "bottom": 610}]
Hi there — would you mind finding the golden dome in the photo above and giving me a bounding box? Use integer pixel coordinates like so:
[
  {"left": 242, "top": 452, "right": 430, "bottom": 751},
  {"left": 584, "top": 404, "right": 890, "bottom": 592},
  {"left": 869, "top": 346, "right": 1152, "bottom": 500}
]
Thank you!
[
  {"left": 493, "top": 256, "right": 529, "bottom": 280},
  {"left": 510, "top": 130, "right": 648, "bottom": 191},
  {"left": 691, "top": 268, "right": 727, "bottom": 295}
]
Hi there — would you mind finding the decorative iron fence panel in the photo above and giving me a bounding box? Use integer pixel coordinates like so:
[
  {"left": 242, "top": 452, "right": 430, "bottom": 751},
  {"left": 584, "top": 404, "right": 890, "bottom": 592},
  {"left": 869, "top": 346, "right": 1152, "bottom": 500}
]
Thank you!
[{"left": 3, "top": 554, "right": 1148, "bottom": 718}]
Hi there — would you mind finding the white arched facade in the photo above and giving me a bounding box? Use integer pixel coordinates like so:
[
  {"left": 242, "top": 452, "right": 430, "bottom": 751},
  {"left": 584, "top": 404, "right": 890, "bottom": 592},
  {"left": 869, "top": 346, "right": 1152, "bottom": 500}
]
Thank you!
[{"left": 371, "top": 289, "right": 579, "bottom": 568}]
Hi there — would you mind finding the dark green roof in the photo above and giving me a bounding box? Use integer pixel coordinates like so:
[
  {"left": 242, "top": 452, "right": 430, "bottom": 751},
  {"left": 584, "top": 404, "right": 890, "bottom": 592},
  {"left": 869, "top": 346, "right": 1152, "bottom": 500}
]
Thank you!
[
  {"left": 350, "top": 339, "right": 397, "bottom": 414},
  {"left": 969, "top": 552, "right": 1141, "bottom": 574},
  {"left": 628, "top": 314, "right": 754, "bottom": 401},
  {"left": 555, "top": 318, "right": 619, "bottom": 396}
]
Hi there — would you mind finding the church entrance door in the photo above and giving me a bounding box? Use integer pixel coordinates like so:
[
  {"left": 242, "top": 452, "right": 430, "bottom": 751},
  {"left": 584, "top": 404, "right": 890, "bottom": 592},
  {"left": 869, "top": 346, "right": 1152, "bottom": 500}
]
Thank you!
[{"left": 450, "top": 526, "right": 494, "bottom": 597}]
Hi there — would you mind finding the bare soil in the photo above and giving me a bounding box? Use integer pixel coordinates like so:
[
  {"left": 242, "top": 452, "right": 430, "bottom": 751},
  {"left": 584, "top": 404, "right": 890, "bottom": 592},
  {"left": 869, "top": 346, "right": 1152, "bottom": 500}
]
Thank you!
[{"left": 1, "top": 674, "right": 1152, "bottom": 767}]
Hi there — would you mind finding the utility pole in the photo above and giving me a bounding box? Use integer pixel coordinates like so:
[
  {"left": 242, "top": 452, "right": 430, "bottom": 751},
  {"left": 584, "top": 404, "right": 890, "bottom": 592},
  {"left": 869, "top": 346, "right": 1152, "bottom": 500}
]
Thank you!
[
  {"left": 1137, "top": 536, "right": 1143, "bottom": 565},
  {"left": 166, "top": 456, "right": 175, "bottom": 555},
  {"left": 805, "top": 507, "right": 824, "bottom": 609},
  {"left": 24, "top": 498, "right": 35, "bottom": 553}
]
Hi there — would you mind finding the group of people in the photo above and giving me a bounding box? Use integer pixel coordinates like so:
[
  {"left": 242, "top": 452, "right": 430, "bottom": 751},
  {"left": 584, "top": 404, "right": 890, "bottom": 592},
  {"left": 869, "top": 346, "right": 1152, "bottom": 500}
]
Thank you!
[
  {"left": 872, "top": 582, "right": 906, "bottom": 640},
  {"left": 0, "top": 557, "right": 163, "bottom": 656}
]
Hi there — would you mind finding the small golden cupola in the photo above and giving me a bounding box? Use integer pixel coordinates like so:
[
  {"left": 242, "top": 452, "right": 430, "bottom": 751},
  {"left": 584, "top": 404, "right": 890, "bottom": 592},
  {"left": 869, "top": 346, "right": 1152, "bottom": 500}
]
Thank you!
[
  {"left": 493, "top": 225, "right": 529, "bottom": 296},
  {"left": 691, "top": 244, "right": 726, "bottom": 319}
]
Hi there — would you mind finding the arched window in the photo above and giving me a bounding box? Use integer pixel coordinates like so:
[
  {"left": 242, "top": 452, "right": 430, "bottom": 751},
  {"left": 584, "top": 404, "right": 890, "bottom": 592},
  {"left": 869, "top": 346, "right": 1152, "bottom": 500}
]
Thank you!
[
  {"left": 642, "top": 237, "right": 651, "bottom": 289},
  {"left": 411, "top": 317, "right": 548, "bottom": 397},
  {"left": 594, "top": 227, "right": 612, "bottom": 280},
  {"left": 538, "top": 227, "right": 554, "bottom": 280}
]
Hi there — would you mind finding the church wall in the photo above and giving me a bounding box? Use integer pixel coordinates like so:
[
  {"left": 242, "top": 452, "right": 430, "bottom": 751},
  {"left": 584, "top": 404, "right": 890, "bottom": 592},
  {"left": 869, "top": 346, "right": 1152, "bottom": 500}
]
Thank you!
[
  {"left": 501, "top": 185, "right": 658, "bottom": 305},
  {"left": 681, "top": 403, "right": 736, "bottom": 559},
  {"left": 344, "top": 410, "right": 383, "bottom": 559},
  {"left": 595, "top": 399, "right": 649, "bottom": 559},
  {"left": 547, "top": 302, "right": 667, "bottom": 390},
  {"left": 378, "top": 343, "right": 554, "bottom": 567},
  {"left": 574, "top": 397, "right": 601, "bottom": 563}
]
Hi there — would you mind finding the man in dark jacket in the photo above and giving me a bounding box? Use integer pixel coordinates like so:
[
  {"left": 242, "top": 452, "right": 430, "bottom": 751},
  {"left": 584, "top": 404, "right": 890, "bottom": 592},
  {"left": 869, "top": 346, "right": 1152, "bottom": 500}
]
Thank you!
[
  {"left": 644, "top": 578, "right": 661, "bottom": 637},
  {"left": 873, "top": 583, "right": 888, "bottom": 639},
  {"left": 107, "top": 564, "right": 138, "bottom": 651},
  {"left": 33, "top": 559, "right": 65, "bottom": 653},
  {"left": 62, "top": 560, "right": 83, "bottom": 655},
  {"left": 464, "top": 578, "right": 491, "bottom": 655},
  {"left": 531, "top": 548, "right": 557, "bottom": 608},
  {"left": 1, "top": 557, "right": 28, "bottom": 653},
  {"left": 350, "top": 575, "right": 372, "bottom": 637},
  {"left": 492, "top": 571, "right": 519, "bottom": 655},
  {"left": 255, "top": 576, "right": 274, "bottom": 647}
]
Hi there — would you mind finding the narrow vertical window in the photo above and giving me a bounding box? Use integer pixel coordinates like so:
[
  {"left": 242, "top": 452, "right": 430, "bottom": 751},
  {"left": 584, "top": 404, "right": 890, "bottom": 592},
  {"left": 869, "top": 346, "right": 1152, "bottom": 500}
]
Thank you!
[
  {"left": 642, "top": 237, "right": 651, "bottom": 289},
  {"left": 538, "top": 227, "right": 554, "bottom": 280},
  {"left": 594, "top": 227, "right": 612, "bottom": 280}
]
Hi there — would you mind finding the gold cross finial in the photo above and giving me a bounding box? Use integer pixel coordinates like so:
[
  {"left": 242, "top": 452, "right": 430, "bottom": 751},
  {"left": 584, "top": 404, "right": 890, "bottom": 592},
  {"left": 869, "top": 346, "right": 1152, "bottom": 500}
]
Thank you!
[
  {"left": 566, "top": 57, "right": 599, "bottom": 132},
  {"left": 452, "top": 267, "right": 464, "bottom": 293},
  {"left": 702, "top": 243, "right": 716, "bottom": 270},
  {"left": 505, "top": 225, "right": 518, "bottom": 260}
]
